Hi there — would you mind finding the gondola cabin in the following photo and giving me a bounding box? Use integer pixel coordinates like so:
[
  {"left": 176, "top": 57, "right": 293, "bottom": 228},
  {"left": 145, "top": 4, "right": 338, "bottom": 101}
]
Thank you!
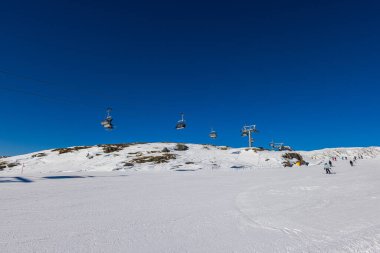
[
  {"left": 176, "top": 113, "right": 186, "bottom": 130},
  {"left": 209, "top": 130, "right": 217, "bottom": 139}
]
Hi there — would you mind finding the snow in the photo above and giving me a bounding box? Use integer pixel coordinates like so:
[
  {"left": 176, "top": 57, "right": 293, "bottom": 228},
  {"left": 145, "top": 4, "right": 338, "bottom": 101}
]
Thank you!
[
  {"left": 1, "top": 143, "right": 380, "bottom": 252},
  {"left": 1, "top": 143, "right": 379, "bottom": 174}
]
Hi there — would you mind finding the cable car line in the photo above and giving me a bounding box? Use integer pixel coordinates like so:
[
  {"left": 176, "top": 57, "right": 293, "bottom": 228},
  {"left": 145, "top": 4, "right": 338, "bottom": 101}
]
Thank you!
[
  {"left": 0, "top": 68, "right": 117, "bottom": 106},
  {"left": 1, "top": 69, "right": 265, "bottom": 144}
]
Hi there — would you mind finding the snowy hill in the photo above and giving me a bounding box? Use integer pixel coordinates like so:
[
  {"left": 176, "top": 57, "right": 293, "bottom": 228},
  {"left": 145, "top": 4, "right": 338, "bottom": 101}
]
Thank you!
[
  {"left": 1, "top": 143, "right": 379, "bottom": 175},
  {"left": 2, "top": 143, "right": 380, "bottom": 252}
]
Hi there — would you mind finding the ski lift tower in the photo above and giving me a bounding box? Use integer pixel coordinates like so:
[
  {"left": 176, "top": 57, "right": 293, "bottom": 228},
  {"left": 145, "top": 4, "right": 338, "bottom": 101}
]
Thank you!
[{"left": 241, "top": 124, "right": 259, "bottom": 148}]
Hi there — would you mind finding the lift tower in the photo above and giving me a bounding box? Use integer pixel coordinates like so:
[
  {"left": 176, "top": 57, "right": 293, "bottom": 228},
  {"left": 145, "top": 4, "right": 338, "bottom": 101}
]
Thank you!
[{"left": 241, "top": 124, "right": 259, "bottom": 148}]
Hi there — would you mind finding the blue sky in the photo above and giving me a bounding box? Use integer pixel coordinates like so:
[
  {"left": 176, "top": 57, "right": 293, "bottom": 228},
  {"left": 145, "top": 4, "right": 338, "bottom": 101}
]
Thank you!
[{"left": 0, "top": 0, "right": 379, "bottom": 155}]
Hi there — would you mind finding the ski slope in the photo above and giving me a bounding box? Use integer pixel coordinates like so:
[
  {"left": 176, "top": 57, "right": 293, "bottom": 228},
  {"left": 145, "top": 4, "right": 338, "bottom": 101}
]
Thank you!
[
  {"left": 1, "top": 143, "right": 379, "bottom": 174},
  {"left": 1, "top": 144, "right": 380, "bottom": 252}
]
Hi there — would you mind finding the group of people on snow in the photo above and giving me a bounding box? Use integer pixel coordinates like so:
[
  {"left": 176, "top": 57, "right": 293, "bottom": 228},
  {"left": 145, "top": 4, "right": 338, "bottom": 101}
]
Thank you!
[{"left": 323, "top": 155, "right": 364, "bottom": 174}]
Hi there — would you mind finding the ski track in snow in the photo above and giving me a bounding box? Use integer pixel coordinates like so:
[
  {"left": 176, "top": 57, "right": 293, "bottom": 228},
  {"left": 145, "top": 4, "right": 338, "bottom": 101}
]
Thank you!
[
  {"left": 1, "top": 144, "right": 380, "bottom": 252},
  {"left": 235, "top": 158, "right": 380, "bottom": 252}
]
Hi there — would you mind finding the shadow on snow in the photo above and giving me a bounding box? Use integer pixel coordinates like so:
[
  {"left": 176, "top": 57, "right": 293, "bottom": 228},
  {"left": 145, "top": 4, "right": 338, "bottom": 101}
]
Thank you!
[
  {"left": 0, "top": 174, "right": 128, "bottom": 184},
  {"left": 43, "top": 176, "right": 85, "bottom": 180},
  {"left": 0, "top": 177, "right": 33, "bottom": 183}
]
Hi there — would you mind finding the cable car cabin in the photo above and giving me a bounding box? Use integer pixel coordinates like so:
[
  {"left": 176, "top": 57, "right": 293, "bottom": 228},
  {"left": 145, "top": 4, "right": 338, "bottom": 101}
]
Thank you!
[
  {"left": 209, "top": 131, "right": 217, "bottom": 139},
  {"left": 176, "top": 113, "right": 186, "bottom": 130},
  {"left": 101, "top": 117, "right": 114, "bottom": 130},
  {"left": 241, "top": 129, "right": 248, "bottom": 137},
  {"left": 102, "top": 122, "right": 114, "bottom": 130},
  {"left": 176, "top": 120, "right": 186, "bottom": 130}
]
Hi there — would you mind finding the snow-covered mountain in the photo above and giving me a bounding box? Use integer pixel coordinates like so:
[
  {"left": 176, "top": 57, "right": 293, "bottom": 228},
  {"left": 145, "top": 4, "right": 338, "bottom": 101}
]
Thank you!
[
  {"left": 1, "top": 143, "right": 379, "bottom": 175},
  {"left": 2, "top": 143, "right": 380, "bottom": 252}
]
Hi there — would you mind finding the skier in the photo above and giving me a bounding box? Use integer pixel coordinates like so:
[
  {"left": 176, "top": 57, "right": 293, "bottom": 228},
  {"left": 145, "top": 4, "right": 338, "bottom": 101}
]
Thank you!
[
  {"left": 329, "top": 160, "right": 332, "bottom": 167},
  {"left": 350, "top": 160, "right": 354, "bottom": 166},
  {"left": 324, "top": 163, "right": 332, "bottom": 174}
]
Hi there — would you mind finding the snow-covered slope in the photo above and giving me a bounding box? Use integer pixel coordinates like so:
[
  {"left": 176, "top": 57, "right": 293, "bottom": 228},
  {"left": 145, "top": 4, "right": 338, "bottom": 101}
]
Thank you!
[
  {"left": 1, "top": 143, "right": 379, "bottom": 175},
  {"left": 2, "top": 143, "right": 380, "bottom": 252}
]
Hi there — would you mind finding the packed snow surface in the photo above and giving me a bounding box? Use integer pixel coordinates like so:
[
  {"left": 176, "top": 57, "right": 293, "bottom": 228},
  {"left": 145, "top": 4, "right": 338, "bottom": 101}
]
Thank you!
[{"left": 1, "top": 143, "right": 380, "bottom": 252}]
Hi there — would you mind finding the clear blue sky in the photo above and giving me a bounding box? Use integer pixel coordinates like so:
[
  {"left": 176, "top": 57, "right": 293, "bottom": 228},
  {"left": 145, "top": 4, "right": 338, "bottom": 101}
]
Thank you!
[{"left": 0, "top": 0, "right": 379, "bottom": 155}]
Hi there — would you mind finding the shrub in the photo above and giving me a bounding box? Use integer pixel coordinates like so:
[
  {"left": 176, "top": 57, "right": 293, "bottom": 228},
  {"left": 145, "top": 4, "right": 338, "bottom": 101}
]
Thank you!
[
  {"left": 100, "top": 145, "right": 124, "bottom": 153},
  {"left": 161, "top": 147, "right": 170, "bottom": 153},
  {"left": 281, "top": 146, "right": 293, "bottom": 151},
  {"left": 52, "top": 146, "right": 91, "bottom": 154},
  {"left": 131, "top": 154, "right": 176, "bottom": 164},
  {"left": 98, "top": 143, "right": 145, "bottom": 153},
  {"left": 0, "top": 161, "right": 7, "bottom": 170},
  {"left": 282, "top": 152, "right": 306, "bottom": 167},
  {"left": 32, "top": 153, "right": 47, "bottom": 158},
  {"left": 282, "top": 160, "right": 293, "bottom": 167},
  {"left": 98, "top": 142, "right": 145, "bottom": 151},
  {"left": 174, "top": 144, "right": 189, "bottom": 151},
  {"left": 282, "top": 152, "right": 303, "bottom": 161},
  {"left": 7, "top": 162, "right": 20, "bottom": 168},
  {"left": 128, "top": 151, "right": 143, "bottom": 156},
  {"left": 147, "top": 151, "right": 160, "bottom": 154}
]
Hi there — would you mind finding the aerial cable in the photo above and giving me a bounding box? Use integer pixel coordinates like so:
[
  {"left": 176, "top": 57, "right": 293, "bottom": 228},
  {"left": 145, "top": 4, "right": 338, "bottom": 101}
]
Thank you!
[
  {"left": 0, "top": 69, "right": 116, "bottom": 107},
  {"left": 0, "top": 69, "right": 58, "bottom": 87},
  {"left": 0, "top": 85, "right": 92, "bottom": 109}
]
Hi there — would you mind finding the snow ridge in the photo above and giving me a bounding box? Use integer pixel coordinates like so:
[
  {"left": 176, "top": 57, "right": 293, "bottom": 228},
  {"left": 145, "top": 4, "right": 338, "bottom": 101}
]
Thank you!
[{"left": 1, "top": 143, "right": 379, "bottom": 175}]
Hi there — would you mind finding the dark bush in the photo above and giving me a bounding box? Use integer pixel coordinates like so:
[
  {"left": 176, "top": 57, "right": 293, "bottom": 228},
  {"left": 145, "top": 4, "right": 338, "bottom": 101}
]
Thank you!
[
  {"left": 147, "top": 151, "right": 160, "bottom": 154},
  {"left": 161, "top": 147, "right": 170, "bottom": 153},
  {"left": 100, "top": 145, "right": 125, "bottom": 153},
  {"left": 282, "top": 160, "right": 293, "bottom": 167},
  {"left": 7, "top": 162, "right": 20, "bottom": 168},
  {"left": 32, "top": 153, "right": 47, "bottom": 158},
  {"left": 131, "top": 154, "right": 176, "bottom": 164},
  {"left": 0, "top": 161, "right": 7, "bottom": 170},
  {"left": 52, "top": 146, "right": 91, "bottom": 154},
  {"left": 128, "top": 152, "right": 143, "bottom": 156},
  {"left": 282, "top": 153, "right": 303, "bottom": 161},
  {"left": 174, "top": 144, "right": 189, "bottom": 151},
  {"left": 280, "top": 146, "right": 293, "bottom": 151},
  {"left": 282, "top": 152, "right": 306, "bottom": 166},
  {"left": 98, "top": 143, "right": 146, "bottom": 153},
  {"left": 97, "top": 143, "right": 146, "bottom": 152}
]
